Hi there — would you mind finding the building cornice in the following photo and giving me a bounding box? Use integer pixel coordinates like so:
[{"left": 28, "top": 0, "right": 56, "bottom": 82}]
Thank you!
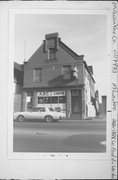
[{"left": 23, "top": 84, "right": 84, "bottom": 91}]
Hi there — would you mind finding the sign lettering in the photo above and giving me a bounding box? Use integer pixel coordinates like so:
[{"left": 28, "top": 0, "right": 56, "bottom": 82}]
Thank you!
[{"left": 37, "top": 91, "right": 65, "bottom": 97}]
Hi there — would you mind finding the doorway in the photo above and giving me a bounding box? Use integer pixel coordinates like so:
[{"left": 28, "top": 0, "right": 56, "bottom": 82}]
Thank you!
[{"left": 71, "top": 90, "right": 82, "bottom": 118}]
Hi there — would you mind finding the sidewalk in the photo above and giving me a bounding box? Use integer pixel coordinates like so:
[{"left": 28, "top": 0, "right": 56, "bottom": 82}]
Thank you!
[
  {"left": 84, "top": 116, "right": 106, "bottom": 121},
  {"left": 68, "top": 116, "right": 106, "bottom": 121}
]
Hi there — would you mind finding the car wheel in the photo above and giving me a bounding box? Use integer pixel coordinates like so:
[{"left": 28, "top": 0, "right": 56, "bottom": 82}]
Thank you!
[
  {"left": 45, "top": 115, "right": 53, "bottom": 123},
  {"left": 17, "top": 115, "right": 25, "bottom": 122}
]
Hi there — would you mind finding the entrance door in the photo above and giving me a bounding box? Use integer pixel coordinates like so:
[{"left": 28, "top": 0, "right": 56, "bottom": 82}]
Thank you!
[
  {"left": 72, "top": 96, "right": 79, "bottom": 113},
  {"left": 71, "top": 90, "right": 82, "bottom": 118}
]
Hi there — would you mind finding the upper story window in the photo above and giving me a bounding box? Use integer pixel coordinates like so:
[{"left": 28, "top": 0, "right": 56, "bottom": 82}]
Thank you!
[
  {"left": 48, "top": 48, "right": 56, "bottom": 60},
  {"left": 44, "top": 33, "right": 59, "bottom": 61},
  {"left": 33, "top": 68, "right": 42, "bottom": 83},
  {"left": 62, "top": 65, "right": 72, "bottom": 79}
]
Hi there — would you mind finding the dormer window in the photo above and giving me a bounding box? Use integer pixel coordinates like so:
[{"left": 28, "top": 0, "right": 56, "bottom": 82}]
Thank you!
[
  {"left": 44, "top": 33, "right": 59, "bottom": 61},
  {"left": 48, "top": 48, "right": 56, "bottom": 60}
]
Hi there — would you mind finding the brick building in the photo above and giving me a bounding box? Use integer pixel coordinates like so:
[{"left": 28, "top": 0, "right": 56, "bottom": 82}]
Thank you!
[{"left": 15, "top": 32, "right": 98, "bottom": 119}]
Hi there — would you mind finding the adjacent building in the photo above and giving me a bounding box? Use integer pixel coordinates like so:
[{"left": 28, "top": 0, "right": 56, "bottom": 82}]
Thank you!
[
  {"left": 99, "top": 96, "right": 107, "bottom": 117},
  {"left": 14, "top": 32, "right": 99, "bottom": 119},
  {"left": 14, "top": 62, "right": 23, "bottom": 112}
]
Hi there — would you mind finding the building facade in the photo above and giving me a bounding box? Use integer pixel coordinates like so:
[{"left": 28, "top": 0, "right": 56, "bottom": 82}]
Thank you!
[
  {"left": 99, "top": 96, "right": 107, "bottom": 117},
  {"left": 17, "top": 33, "right": 97, "bottom": 119},
  {"left": 14, "top": 62, "right": 23, "bottom": 112}
]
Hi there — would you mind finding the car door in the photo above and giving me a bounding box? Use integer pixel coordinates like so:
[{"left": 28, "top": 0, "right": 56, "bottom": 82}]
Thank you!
[
  {"left": 24, "top": 110, "right": 33, "bottom": 119},
  {"left": 38, "top": 107, "right": 46, "bottom": 119},
  {"left": 30, "top": 108, "right": 42, "bottom": 119}
]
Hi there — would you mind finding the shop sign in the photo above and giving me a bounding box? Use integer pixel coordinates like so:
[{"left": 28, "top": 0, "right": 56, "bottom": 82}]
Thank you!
[
  {"left": 37, "top": 91, "right": 65, "bottom": 97},
  {"left": 26, "top": 96, "right": 31, "bottom": 102}
]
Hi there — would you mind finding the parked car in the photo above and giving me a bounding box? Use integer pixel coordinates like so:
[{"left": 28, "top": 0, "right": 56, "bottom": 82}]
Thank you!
[
  {"left": 13, "top": 107, "right": 67, "bottom": 123},
  {"left": 55, "top": 107, "right": 71, "bottom": 118}
]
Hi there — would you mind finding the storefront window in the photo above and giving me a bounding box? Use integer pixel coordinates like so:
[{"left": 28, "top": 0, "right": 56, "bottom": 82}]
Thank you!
[
  {"left": 37, "top": 93, "right": 66, "bottom": 105},
  {"left": 52, "top": 96, "right": 58, "bottom": 103},
  {"left": 44, "top": 97, "right": 52, "bottom": 104},
  {"left": 38, "top": 97, "right": 45, "bottom": 104},
  {"left": 39, "top": 107, "right": 46, "bottom": 112},
  {"left": 59, "top": 96, "right": 66, "bottom": 103},
  {"left": 48, "top": 48, "right": 56, "bottom": 60}
]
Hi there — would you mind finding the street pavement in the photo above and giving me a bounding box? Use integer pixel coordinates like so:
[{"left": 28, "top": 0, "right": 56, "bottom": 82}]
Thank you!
[{"left": 13, "top": 118, "right": 106, "bottom": 152}]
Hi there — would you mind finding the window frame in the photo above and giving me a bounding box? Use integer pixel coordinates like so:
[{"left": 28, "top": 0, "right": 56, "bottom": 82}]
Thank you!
[
  {"left": 48, "top": 48, "right": 56, "bottom": 60},
  {"left": 62, "top": 65, "right": 72, "bottom": 79},
  {"left": 59, "top": 96, "right": 66, "bottom": 103},
  {"left": 33, "top": 68, "right": 42, "bottom": 83}
]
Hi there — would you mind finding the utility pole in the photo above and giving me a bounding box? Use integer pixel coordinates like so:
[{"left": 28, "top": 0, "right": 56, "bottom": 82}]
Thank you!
[{"left": 24, "top": 41, "right": 26, "bottom": 62}]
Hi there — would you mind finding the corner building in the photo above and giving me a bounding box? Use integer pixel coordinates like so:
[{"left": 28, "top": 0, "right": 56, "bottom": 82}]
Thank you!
[{"left": 22, "top": 33, "right": 96, "bottom": 119}]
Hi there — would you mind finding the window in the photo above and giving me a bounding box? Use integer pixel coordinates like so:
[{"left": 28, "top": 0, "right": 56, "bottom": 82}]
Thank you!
[
  {"left": 38, "top": 97, "right": 45, "bottom": 104},
  {"left": 48, "top": 48, "right": 56, "bottom": 60},
  {"left": 33, "top": 68, "right": 42, "bottom": 82},
  {"left": 62, "top": 65, "right": 71, "bottom": 79},
  {"left": 44, "top": 97, "right": 52, "bottom": 104},
  {"left": 59, "top": 96, "right": 66, "bottom": 103},
  {"left": 37, "top": 95, "right": 66, "bottom": 104},
  {"left": 52, "top": 96, "right": 58, "bottom": 103},
  {"left": 38, "top": 97, "right": 52, "bottom": 104}
]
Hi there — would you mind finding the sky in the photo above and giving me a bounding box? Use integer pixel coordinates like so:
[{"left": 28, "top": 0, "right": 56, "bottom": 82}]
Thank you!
[{"left": 14, "top": 14, "right": 109, "bottom": 100}]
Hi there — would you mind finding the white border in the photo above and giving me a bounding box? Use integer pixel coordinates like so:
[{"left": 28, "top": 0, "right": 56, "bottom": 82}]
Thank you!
[
  {"left": 8, "top": 8, "right": 112, "bottom": 161},
  {"left": 111, "top": 1, "right": 118, "bottom": 179},
  {"left": 0, "top": 1, "right": 115, "bottom": 179}
]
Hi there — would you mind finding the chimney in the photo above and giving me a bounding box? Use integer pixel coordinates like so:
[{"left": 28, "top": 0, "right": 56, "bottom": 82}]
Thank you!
[{"left": 88, "top": 66, "right": 93, "bottom": 75}]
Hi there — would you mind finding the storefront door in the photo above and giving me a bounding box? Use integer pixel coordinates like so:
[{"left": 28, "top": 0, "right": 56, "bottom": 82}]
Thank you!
[
  {"left": 72, "top": 96, "right": 79, "bottom": 113},
  {"left": 71, "top": 90, "right": 82, "bottom": 117}
]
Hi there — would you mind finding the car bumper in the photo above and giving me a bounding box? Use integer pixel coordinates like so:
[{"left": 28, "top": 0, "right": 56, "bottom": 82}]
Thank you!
[{"left": 59, "top": 116, "right": 70, "bottom": 120}]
